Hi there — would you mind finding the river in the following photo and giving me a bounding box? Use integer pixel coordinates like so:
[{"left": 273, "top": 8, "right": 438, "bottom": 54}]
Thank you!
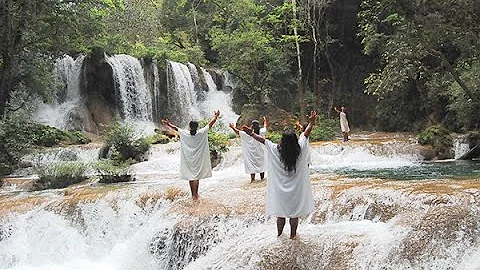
[{"left": 1, "top": 133, "right": 479, "bottom": 270}]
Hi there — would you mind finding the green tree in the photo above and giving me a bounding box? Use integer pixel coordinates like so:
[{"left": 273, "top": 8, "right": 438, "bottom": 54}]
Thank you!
[
  {"left": 0, "top": 0, "right": 121, "bottom": 117},
  {"left": 358, "top": 0, "right": 480, "bottom": 131},
  {"left": 209, "top": 0, "right": 294, "bottom": 108}
]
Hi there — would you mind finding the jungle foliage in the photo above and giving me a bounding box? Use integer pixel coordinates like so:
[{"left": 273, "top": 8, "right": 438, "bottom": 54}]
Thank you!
[
  {"left": 1, "top": 0, "right": 479, "bottom": 135},
  {"left": 100, "top": 121, "right": 150, "bottom": 164},
  {"left": 0, "top": 118, "right": 90, "bottom": 175}
]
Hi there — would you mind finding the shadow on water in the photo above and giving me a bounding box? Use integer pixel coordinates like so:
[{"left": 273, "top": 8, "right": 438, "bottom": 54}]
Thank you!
[{"left": 323, "top": 159, "right": 480, "bottom": 180}]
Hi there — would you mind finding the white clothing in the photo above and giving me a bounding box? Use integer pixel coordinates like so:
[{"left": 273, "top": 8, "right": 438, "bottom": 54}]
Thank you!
[
  {"left": 340, "top": 112, "right": 350, "bottom": 133},
  {"left": 178, "top": 126, "right": 212, "bottom": 180},
  {"left": 239, "top": 131, "right": 266, "bottom": 174},
  {"left": 301, "top": 132, "right": 312, "bottom": 165},
  {"left": 264, "top": 134, "right": 314, "bottom": 218}
]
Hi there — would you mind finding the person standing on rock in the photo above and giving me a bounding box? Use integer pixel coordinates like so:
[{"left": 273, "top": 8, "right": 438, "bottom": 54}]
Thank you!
[
  {"left": 229, "top": 116, "right": 268, "bottom": 183},
  {"left": 161, "top": 110, "right": 220, "bottom": 201},
  {"left": 242, "top": 111, "right": 316, "bottom": 239},
  {"left": 334, "top": 106, "right": 350, "bottom": 142}
]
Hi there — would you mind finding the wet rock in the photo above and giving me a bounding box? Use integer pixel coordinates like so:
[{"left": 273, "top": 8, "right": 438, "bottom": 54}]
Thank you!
[
  {"left": 57, "top": 149, "right": 79, "bottom": 161},
  {"left": 150, "top": 218, "right": 225, "bottom": 269},
  {"left": 236, "top": 103, "right": 297, "bottom": 132},
  {"left": 259, "top": 237, "right": 357, "bottom": 270},
  {"left": 398, "top": 205, "right": 479, "bottom": 265}
]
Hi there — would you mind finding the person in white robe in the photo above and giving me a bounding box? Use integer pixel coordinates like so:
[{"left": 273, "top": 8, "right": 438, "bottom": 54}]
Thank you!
[
  {"left": 242, "top": 111, "right": 317, "bottom": 239},
  {"left": 334, "top": 106, "right": 350, "bottom": 142},
  {"left": 229, "top": 117, "right": 268, "bottom": 182},
  {"left": 161, "top": 110, "right": 220, "bottom": 200}
]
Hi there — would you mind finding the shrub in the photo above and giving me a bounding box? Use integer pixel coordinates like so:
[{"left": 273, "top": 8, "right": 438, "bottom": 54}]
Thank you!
[
  {"left": 418, "top": 125, "right": 453, "bottom": 159},
  {"left": 103, "top": 121, "right": 150, "bottom": 163},
  {"left": 0, "top": 118, "right": 35, "bottom": 167},
  {"left": 264, "top": 115, "right": 336, "bottom": 143},
  {"left": 94, "top": 159, "right": 133, "bottom": 184},
  {"left": 30, "top": 124, "right": 91, "bottom": 146},
  {"left": 266, "top": 131, "right": 282, "bottom": 143},
  {"left": 144, "top": 133, "right": 170, "bottom": 144},
  {"left": 309, "top": 116, "right": 337, "bottom": 141},
  {"left": 199, "top": 119, "right": 230, "bottom": 163},
  {"left": 34, "top": 162, "right": 88, "bottom": 190}
]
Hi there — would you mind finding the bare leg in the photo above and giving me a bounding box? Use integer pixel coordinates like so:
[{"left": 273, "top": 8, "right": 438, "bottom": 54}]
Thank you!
[
  {"left": 260, "top": 172, "right": 265, "bottom": 180},
  {"left": 250, "top": 173, "right": 255, "bottom": 183},
  {"left": 277, "top": 217, "right": 286, "bottom": 237},
  {"left": 289, "top": 218, "right": 299, "bottom": 239},
  {"left": 189, "top": 180, "right": 200, "bottom": 200}
]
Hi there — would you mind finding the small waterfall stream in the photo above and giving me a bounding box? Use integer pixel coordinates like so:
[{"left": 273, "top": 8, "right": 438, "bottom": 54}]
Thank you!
[
  {"left": 166, "top": 61, "right": 239, "bottom": 127},
  {"left": 35, "top": 55, "right": 87, "bottom": 130},
  {"left": 105, "top": 54, "right": 153, "bottom": 121}
]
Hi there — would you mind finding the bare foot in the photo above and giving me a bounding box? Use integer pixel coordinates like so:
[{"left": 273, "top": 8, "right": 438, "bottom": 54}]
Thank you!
[{"left": 290, "top": 234, "right": 298, "bottom": 240}]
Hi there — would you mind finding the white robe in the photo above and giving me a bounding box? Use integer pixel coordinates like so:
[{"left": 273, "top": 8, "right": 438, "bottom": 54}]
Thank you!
[
  {"left": 239, "top": 130, "right": 265, "bottom": 174},
  {"left": 264, "top": 134, "right": 314, "bottom": 218},
  {"left": 178, "top": 126, "right": 212, "bottom": 180},
  {"left": 340, "top": 112, "right": 350, "bottom": 133}
]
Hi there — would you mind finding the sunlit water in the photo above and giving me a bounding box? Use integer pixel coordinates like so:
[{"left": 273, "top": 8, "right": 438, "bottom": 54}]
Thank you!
[{"left": 1, "top": 138, "right": 480, "bottom": 270}]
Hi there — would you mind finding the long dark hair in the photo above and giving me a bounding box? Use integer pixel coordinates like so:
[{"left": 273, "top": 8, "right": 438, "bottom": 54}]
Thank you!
[
  {"left": 189, "top": 121, "right": 199, "bottom": 135},
  {"left": 278, "top": 130, "right": 301, "bottom": 173}
]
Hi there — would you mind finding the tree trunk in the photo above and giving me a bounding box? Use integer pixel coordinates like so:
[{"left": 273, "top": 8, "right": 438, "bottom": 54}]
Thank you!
[
  {"left": 292, "top": 0, "right": 305, "bottom": 119},
  {"left": 430, "top": 49, "right": 476, "bottom": 101}
]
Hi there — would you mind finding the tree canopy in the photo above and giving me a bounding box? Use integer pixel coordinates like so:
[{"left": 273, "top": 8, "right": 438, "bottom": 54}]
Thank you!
[{"left": 1, "top": 0, "right": 479, "bottom": 132}]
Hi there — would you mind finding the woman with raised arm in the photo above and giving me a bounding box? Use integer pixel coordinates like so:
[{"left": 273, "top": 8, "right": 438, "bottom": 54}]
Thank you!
[
  {"left": 242, "top": 111, "right": 317, "bottom": 239},
  {"left": 161, "top": 110, "right": 220, "bottom": 201},
  {"left": 228, "top": 117, "right": 267, "bottom": 183},
  {"left": 333, "top": 106, "right": 350, "bottom": 142}
]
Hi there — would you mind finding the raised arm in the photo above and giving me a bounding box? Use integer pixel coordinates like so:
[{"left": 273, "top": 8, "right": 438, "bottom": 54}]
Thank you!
[
  {"left": 229, "top": 123, "right": 240, "bottom": 135},
  {"left": 161, "top": 118, "right": 179, "bottom": 131},
  {"left": 303, "top": 111, "right": 317, "bottom": 138},
  {"left": 263, "top": 116, "right": 268, "bottom": 130},
  {"left": 333, "top": 106, "right": 341, "bottom": 114},
  {"left": 242, "top": 125, "right": 266, "bottom": 144},
  {"left": 208, "top": 110, "right": 220, "bottom": 129},
  {"left": 295, "top": 120, "right": 304, "bottom": 132}
]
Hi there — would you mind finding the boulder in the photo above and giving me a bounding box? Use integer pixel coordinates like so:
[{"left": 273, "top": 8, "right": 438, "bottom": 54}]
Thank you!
[{"left": 236, "top": 103, "right": 297, "bottom": 132}]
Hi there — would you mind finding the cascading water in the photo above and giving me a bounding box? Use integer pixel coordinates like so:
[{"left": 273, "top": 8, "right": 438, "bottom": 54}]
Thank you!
[
  {"left": 1, "top": 137, "right": 480, "bottom": 270},
  {"left": 166, "top": 61, "right": 239, "bottom": 127},
  {"left": 35, "top": 54, "right": 86, "bottom": 130},
  {"left": 199, "top": 68, "right": 239, "bottom": 125},
  {"left": 144, "top": 59, "right": 161, "bottom": 122},
  {"left": 105, "top": 54, "right": 153, "bottom": 121},
  {"left": 166, "top": 61, "right": 201, "bottom": 126},
  {"left": 453, "top": 135, "right": 471, "bottom": 159}
]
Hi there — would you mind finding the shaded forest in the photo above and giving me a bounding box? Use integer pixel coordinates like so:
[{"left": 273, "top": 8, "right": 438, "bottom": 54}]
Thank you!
[{"left": 1, "top": 0, "right": 479, "bottom": 132}]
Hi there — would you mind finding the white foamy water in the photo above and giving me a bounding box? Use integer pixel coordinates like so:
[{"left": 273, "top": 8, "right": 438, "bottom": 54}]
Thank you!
[
  {"left": 35, "top": 55, "right": 86, "bottom": 130},
  {"left": 2, "top": 139, "right": 480, "bottom": 270},
  {"left": 309, "top": 142, "right": 418, "bottom": 171}
]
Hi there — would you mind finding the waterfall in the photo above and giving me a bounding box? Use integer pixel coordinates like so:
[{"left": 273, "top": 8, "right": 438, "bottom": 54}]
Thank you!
[
  {"left": 105, "top": 54, "right": 153, "bottom": 121},
  {"left": 221, "top": 70, "right": 236, "bottom": 92},
  {"left": 35, "top": 54, "right": 86, "bottom": 130},
  {"left": 453, "top": 136, "right": 471, "bottom": 159},
  {"left": 166, "top": 61, "right": 239, "bottom": 127},
  {"left": 145, "top": 59, "right": 161, "bottom": 122},
  {"left": 199, "top": 67, "right": 240, "bottom": 125},
  {"left": 166, "top": 61, "right": 201, "bottom": 126}
]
